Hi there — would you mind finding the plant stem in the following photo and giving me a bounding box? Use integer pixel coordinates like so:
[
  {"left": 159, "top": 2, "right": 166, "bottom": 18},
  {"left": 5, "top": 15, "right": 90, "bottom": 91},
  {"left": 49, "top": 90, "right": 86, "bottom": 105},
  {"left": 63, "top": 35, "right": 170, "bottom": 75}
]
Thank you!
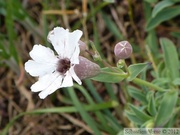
[
  {"left": 121, "top": 59, "right": 130, "bottom": 75},
  {"left": 145, "top": 45, "right": 158, "bottom": 73},
  {"left": 132, "top": 78, "right": 167, "bottom": 92}
]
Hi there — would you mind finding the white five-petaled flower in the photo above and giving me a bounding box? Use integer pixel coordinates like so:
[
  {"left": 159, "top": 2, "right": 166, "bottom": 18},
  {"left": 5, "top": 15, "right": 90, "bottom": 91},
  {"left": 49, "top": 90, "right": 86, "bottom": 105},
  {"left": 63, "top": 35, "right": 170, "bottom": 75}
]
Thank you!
[{"left": 25, "top": 27, "right": 83, "bottom": 99}]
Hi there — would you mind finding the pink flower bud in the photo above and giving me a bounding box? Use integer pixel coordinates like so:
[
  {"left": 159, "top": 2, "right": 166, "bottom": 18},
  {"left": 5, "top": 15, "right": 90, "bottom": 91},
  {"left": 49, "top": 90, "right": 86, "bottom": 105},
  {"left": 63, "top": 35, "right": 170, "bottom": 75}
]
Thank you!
[
  {"left": 114, "top": 41, "right": 132, "bottom": 59},
  {"left": 74, "top": 56, "right": 100, "bottom": 80}
]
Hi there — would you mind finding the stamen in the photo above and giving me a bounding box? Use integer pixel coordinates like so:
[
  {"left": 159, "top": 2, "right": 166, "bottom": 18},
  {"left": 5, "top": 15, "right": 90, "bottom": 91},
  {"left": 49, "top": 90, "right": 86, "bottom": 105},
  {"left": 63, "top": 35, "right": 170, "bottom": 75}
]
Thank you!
[{"left": 57, "top": 58, "right": 70, "bottom": 74}]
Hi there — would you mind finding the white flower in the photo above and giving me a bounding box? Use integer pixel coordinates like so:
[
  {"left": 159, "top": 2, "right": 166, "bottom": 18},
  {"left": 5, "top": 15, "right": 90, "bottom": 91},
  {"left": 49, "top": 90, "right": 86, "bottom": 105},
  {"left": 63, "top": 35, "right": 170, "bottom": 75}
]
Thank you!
[{"left": 25, "top": 27, "right": 83, "bottom": 99}]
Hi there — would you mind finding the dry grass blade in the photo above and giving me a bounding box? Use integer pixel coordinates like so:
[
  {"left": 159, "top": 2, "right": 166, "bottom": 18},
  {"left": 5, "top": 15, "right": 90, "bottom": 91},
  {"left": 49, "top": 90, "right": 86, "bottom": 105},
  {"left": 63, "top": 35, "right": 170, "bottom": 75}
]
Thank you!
[{"left": 60, "top": 113, "right": 93, "bottom": 134}]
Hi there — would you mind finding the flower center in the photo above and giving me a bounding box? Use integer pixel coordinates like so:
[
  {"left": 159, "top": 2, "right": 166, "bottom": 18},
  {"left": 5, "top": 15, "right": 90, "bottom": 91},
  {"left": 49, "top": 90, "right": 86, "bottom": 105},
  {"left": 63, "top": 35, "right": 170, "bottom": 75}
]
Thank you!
[{"left": 57, "top": 58, "right": 70, "bottom": 74}]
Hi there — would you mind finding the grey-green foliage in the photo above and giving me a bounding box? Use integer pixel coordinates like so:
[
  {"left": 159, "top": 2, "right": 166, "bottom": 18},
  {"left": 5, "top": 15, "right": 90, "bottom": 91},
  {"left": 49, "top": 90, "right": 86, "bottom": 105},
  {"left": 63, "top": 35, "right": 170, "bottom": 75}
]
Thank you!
[
  {"left": 126, "top": 38, "right": 179, "bottom": 127},
  {"left": 146, "top": 0, "right": 180, "bottom": 31}
]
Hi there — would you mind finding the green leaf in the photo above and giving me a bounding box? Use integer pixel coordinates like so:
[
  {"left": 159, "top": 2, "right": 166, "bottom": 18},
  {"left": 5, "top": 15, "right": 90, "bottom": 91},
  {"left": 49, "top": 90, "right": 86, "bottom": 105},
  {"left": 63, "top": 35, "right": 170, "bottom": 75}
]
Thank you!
[
  {"left": 85, "top": 79, "right": 123, "bottom": 131},
  {"left": 91, "top": 67, "right": 127, "bottom": 83},
  {"left": 171, "top": 0, "right": 180, "bottom": 2},
  {"left": 165, "top": 113, "right": 178, "bottom": 127},
  {"left": 101, "top": 12, "right": 123, "bottom": 40},
  {"left": 156, "top": 61, "right": 166, "bottom": 78},
  {"left": 152, "top": 78, "right": 171, "bottom": 86},
  {"left": 0, "top": 40, "right": 10, "bottom": 59},
  {"left": 73, "top": 85, "right": 117, "bottom": 134},
  {"left": 152, "top": 0, "right": 174, "bottom": 18},
  {"left": 147, "top": 92, "right": 157, "bottom": 116},
  {"left": 155, "top": 90, "right": 178, "bottom": 126},
  {"left": 1, "top": 0, "right": 28, "bottom": 20},
  {"left": 144, "top": 0, "right": 158, "bottom": 4},
  {"left": 128, "top": 62, "right": 150, "bottom": 81},
  {"left": 128, "top": 104, "right": 152, "bottom": 122},
  {"left": 146, "top": 30, "right": 159, "bottom": 55},
  {"left": 117, "top": 130, "right": 124, "bottom": 135},
  {"left": 68, "top": 87, "right": 102, "bottom": 135},
  {"left": 127, "top": 86, "right": 147, "bottom": 104},
  {"left": 146, "top": 6, "right": 180, "bottom": 31},
  {"left": 5, "top": 0, "right": 19, "bottom": 63},
  {"left": 171, "top": 31, "right": 180, "bottom": 38},
  {"left": 172, "top": 78, "right": 180, "bottom": 86},
  {"left": 160, "top": 38, "right": 180, "bottom": 80},
  {"left": 125, "top": 110, "right": 145, "bottom": 125},
  {"left": 141, "top": 119, "right": 154, "bottom": 128}
]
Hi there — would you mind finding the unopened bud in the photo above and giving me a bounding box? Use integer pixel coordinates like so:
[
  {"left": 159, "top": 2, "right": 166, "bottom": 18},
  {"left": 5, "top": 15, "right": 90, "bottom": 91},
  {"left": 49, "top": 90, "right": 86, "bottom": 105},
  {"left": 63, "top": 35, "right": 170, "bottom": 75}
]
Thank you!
[
  {"left": 89, "top": 41, "right": 102, "bottom": 61},
  {"left": 78, "top": 40, "right": 87, "bottom": 52},
  {"left": 145, "top": 120, "right": 154, "bottom": 128},
  {"left": 117, "top": 59, "right": 125, "bottom": 68},
  {"left": 93, "top": 51, "right": 102, "bottom": 61},
  {"left": 74, "top": 56, "right": 100, "bottom": 80},
  {"left": 114, "top": 41, "right": 132, "bottom": 60}
]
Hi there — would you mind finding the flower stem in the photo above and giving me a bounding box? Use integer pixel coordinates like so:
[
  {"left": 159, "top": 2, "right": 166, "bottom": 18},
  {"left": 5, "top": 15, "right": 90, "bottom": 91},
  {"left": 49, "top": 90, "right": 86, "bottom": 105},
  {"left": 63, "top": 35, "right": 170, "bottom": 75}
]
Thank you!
[
  {"left": 132, "top": 78, "right": 167, "bottom": 92},
  {"left": 122, "top": 59, "right": 130, "bottom": 75}
]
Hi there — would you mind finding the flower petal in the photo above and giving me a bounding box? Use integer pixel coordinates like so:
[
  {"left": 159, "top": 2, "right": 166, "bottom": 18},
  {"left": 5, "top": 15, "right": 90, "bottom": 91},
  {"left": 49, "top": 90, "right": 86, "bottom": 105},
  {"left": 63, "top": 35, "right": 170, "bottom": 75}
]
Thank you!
[
  {"left": 38, "top": 75, "right": 63, "bottom": 99},
  {"left": 61, "top": 72, "right": 73, "bottom": 87},
  {"left": 25, "top": 60, "right": 57, "bottom": 77},
  {"left": 47, "top": 27, "right": 69, "bottom": 57},
  {"left": 25, "top": 44, "right": 58, "bottom": 77},
  {"left": 29, "top": 44, "right": 58, "bottom": 63},
  {"left": 31, "top": 72, "right": 63, "bottom": 99},
  {"left": 69, "top": 66, "right": 82, "bottom": 85},
  {"left": 66, "top": 30, "right": 82, "bottom": 61},
  {"left": 31, "top": 72, "right": 61, "bottom": 92},
  {"left": 47, "top": 27, "right": 82, "bottom": 62},
  {"left": 70, "top": 46, "right": 80, "bottom": 64}
]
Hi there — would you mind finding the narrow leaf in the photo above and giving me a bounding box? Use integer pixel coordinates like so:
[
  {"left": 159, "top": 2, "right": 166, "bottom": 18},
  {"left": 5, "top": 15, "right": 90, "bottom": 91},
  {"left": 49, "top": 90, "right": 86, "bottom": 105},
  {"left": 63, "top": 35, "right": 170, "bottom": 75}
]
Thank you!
[
  {"left": 0, "top": 41, "right": 9, "bottom": 59},
  {"left": 5, "top": 0, "right": 19, "bottom": 63},
  {"left": 68, "top": 87, "right": 102, "bottom": 135},
  {"left": 146, "top": 30, "right": 159, "bottom": 55},
  {"left": 152, "top": 78, "right": 171, "bottom": 86},
  {"left": 160, "top": 38, "right": 179, "bottom": 80},
  {"left": 128, "top": 62, "right": 151, "bottom": 81},
  {"left": 144, "top": 0, "right": 157, "bottom": 4},
  {"left": 147, "top": 92, "right": 157, "bottom": 116},
  {"left": 152, "top": 0, "right": 174, "bottom": 18},
  {"left": 171, "top": 0, "right": 180, "bottom": 2},
  {"left": 173, "top": 78, "right": 180, "bottom": 86},
  {"left": 171, "top": 31, "right": 180, "bottom": 38},
  {"left": 155, "top": 90, "right": 178, "bottom": 126},
  {"left": 85, "top": 79, "right": 123, "bottom": 131},
  {"left": 101, "top": 12, "right": 123, "bottom": 40},
  {"left": 91, "top": 67, "right": 127, "bottom": 83},
  {"left": 127, "top": 86, "right": 147, "bottom": 104},
  {"left": 128, "top": 104, "right": 152, "bottom": 122},
  {"left": 125, "top": 111, "right": 145, "bottom": 125},
  {"left": 146, "top": 6, "right": 180, "bottom": 31}
]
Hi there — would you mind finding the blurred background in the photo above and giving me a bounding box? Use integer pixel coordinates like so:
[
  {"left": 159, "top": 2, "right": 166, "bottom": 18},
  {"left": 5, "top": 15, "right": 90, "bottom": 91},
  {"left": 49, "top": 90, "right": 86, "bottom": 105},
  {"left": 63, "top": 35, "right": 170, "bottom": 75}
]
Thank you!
[{"left": 0, "top": 0, "right": 179, "bottom": 135}]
